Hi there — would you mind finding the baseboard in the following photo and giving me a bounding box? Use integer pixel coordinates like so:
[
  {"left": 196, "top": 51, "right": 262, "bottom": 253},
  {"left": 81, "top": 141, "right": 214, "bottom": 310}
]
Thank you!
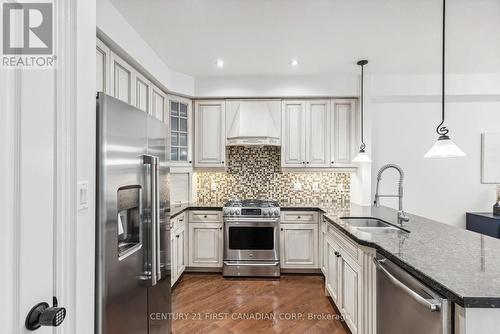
[{"left": 280, "top": 268, "right": 323, "bottom": 274}]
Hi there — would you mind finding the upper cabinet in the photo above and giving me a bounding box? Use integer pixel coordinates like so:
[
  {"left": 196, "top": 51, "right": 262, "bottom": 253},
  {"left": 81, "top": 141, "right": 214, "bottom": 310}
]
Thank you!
[
  {"left": 194, "top": 100, "right": 225, "bottom": 168},
  {"left": 96, "top": 39, "right": 110, "bottom": 94},
  {"left": 133, "top": 71, "right": 151, "bottom": 113},
  {"left": 110, "top": 52, "right": 133, "bottom": 104},
  {"left": 96, "top": 38, "right": 167, "bottom": 122},
  {"left": 281, "top": 100, "right": 306, "bottom": 167},
  {"left": 306, "top": 100, "right": 330, "bottom": 167},
  {"left": 331, "top": 99, "right": 356, "bottom": 167},
  {"left": 169, "top": 96, "right": 193, "bottom": 167},
  {"left": 282, "top": 99, "right": 357, "bottom": 169}
]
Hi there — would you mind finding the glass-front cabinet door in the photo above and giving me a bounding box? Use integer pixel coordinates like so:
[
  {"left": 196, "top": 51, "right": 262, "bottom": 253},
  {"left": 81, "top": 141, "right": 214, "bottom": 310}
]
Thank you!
[{"left": 168, "top": 96, "right": 192, "bottom": 167}]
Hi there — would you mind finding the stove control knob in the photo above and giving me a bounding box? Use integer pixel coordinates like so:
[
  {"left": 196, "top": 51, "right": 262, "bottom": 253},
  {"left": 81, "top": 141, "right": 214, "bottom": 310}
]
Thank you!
[
  {"left": 235, "top": 209, "right": 241, "bottom": 215},
  {"left": 230, "top": 209, "right": 235, "bottom": 215}
]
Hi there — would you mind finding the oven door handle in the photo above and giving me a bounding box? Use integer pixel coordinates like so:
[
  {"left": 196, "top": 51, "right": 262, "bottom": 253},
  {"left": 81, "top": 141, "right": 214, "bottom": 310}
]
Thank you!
[{"left": 224, "top": 261, "right": 279, "bottom": 267}]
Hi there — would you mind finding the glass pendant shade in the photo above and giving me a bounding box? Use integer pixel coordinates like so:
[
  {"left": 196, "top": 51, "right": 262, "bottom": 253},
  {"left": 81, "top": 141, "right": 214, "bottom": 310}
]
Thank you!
[
  {"left": 352, "top": 149, "right": 372, "bottom": 163},
  {"left": 424, "top": 135, "right": 466, "bottom": 158}
]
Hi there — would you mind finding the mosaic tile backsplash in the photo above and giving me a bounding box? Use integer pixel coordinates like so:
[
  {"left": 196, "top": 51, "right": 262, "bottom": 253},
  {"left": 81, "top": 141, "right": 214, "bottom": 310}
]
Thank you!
[{"left": 195, "top": 146, "right": 350, "bottom": 204}]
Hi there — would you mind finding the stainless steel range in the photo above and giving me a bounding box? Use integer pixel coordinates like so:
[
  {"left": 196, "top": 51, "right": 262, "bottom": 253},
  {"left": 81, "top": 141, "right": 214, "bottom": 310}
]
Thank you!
[{"left": 223, "top": 199, "right": 280, "bottom": 277}]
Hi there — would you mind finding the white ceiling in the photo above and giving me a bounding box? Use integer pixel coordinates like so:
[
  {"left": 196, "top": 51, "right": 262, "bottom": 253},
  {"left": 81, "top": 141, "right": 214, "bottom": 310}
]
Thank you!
[{"left": 111, "top": 0, "right": 500, "bottom": 77}]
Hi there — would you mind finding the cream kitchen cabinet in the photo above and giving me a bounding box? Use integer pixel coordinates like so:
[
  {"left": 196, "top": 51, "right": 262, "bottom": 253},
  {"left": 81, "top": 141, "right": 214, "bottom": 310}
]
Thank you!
[
  {"left": 169, "top": 96, "right": 193, "bottom": 167},
  {"left": 325, "top": 235, "right": 341, "bottom": 305},
  {"left": 150, "top": 84, "right": 166, "bottom": 122},
  {"left": 281, "top": 100, "right": 306, "bottom": 167},
  {"left": 282, "top": 99, "right": 354, "bottom": 168},
  {"left": 194, "top": 100, "right": 226, "bottom": 168},
  {"left": 171, "top": 213, "right": 187, "bottom": 286},
  {"left": 330, "top": 99, "right": 357, "bottom": 167},
  {"left": 109, "top": 51, "right": 134, "bottom": 104},
  {"left": 188, "top": 222, "right": 223, "bottom": 268},
  {"left": 280, "top": 223, "right": 319, "bottom": 269},
  {"left": 133, "top": 71, "right": 151, "bottom": 114},
  {"left": 96, "top": 38, "right": 110, "bottom": 94},
  {"left": 323, "top": 222, "right": 376, "bottom": 334},
  {"left": 305, "top": 100, "right": 331, "bottom": 167}
]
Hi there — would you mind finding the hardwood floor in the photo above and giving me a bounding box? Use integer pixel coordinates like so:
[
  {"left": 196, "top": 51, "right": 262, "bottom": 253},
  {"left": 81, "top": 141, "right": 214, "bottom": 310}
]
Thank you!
[{"left": 172, "top": 273, "right": 349, "bottom": 334}]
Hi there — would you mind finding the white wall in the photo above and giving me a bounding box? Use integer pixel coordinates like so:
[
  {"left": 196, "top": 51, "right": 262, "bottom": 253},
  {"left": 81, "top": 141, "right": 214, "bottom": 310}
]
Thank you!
[
  {"left": 370, "top": 74, "right": 500, "bottom": 227},
  {"left": 97, "top": 0, "right": 195, "bottom": 96}
]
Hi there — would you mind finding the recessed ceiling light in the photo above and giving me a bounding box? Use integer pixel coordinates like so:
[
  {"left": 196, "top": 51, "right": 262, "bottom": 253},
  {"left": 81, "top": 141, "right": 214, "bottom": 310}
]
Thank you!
[
  {"left": 215, "top": 59, "right": 224, "bottom": 68},
  {"left": 290, "top": 59, "right": 299, "bottom": 67}
]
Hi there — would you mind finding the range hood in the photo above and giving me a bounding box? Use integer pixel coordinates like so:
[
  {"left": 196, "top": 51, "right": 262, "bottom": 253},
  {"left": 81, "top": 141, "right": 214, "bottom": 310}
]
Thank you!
[{"left": 225, "top": 100, "right": 281, "bottom": 146}]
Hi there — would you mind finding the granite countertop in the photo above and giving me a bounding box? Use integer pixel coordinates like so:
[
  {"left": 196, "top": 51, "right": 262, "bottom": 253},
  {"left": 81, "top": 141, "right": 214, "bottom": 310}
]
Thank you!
[
  {"left": 170, "top": 202, "right": 224, "bottom": 218},
  {"left": 170, "top": 201, "right": 500, "bottom": 308}
]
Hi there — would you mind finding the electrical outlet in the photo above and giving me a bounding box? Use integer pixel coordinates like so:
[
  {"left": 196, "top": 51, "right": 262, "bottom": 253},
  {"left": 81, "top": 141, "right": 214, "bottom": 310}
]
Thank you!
[
  {"left": 210, "top": 181, "right": 217, "bottom": 192},
  {"left": 293, "top": 181, "right": 302, "bottom": 191},
  {"left": 312, "top": 182, "right": 320, "bottom": 192}
]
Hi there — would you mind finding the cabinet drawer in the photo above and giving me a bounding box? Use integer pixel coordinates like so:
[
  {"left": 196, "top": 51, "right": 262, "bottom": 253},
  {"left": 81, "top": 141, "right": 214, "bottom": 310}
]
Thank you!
[
  {"left": 170, "top": 212, "right": 187, "bottom": 228},
  {"left": 281, "top": 211, "right": 318, "bottom": 224},
  {"left": 327, "top": 225, "right": 359, "bottom": 263},
  {"left": 189, "top": 210, "right": 222, "bottom": 222}
]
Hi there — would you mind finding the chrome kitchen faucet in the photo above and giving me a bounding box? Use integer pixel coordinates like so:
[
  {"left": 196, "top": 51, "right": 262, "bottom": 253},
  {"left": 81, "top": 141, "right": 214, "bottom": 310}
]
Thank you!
[{"left": 373, "top": 164, "right": 410, "bottom": 225}]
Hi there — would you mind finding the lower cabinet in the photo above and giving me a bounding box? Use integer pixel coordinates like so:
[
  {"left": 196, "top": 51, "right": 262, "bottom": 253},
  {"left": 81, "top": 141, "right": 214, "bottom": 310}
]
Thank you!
[
  {"left": 280, "top": 223, "right": 319, "bottom": 269},
  {"left": 188, "top": 222, "right": 223, "bottom": 268},
  {"left": 171, "top": 219, "right": 187, "bottom": 286},
  {"left": 324, "top": 225, "right": 375, "bottom": 334}
]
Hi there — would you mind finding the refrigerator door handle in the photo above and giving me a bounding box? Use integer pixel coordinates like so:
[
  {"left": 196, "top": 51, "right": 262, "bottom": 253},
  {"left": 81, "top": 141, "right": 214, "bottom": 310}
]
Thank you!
[{"left": 143, "top": 154, "right": 160, "bottom": 286}]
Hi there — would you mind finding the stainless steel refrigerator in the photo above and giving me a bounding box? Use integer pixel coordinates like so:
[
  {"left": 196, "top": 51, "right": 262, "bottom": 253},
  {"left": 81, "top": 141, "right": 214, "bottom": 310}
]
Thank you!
[{"left": 95, "top": 93, "right": 171, "bottom": 334}]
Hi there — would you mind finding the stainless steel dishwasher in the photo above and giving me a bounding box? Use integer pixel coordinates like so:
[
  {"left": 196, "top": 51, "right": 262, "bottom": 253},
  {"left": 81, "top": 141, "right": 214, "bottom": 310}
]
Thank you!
[{"left": 374, "top": 255, "right": 451, "bottom": 334}]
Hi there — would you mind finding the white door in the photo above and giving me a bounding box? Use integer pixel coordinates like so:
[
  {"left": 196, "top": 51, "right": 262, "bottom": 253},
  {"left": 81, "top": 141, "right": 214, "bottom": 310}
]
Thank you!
[
  {"left": 331, "top": 99, "right": 356, "bottom": 166},
  {"left": 133, "top": 71, "right": 150, "bottom": 113},
  {"left": 326, "top": 236, "right": 341, "bottom": 304},
  {"left": 175, "top": 224, "right": 187, "bottom": 278},
  {"left": 194, "top": 101, "right": 225, "bottom": 167},
  {"left": 110, "top": 51, "right": 133, "bottom": 104},
  {"left": 306, "top": 100, "right": 330, "bottom": 167},
  {"left": 188, "top": 223, "right": 223, "bottom": 267},
  {"left": 280, "top": 224, "right": 318, "bottom": 269},
  {"left": 96, "top": 38, "right": 110, "bottom": 93},
  {"left": 281, "top": 100, "right": 306, "bottom": 167},
  {"left": 340, "top": 254, "right": 361, "bottom": 334}
]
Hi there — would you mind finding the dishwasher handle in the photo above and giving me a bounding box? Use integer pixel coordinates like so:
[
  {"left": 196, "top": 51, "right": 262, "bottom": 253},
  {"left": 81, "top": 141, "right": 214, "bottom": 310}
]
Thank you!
[{"left": 373, "top": 258, "right": 441, "bottom": 312}]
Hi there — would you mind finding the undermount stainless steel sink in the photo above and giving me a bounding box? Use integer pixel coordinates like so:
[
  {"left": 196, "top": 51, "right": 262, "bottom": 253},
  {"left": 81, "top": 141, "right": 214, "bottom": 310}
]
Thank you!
[{"left": 340, "top": 217, "right": 409, "bottom": 234}]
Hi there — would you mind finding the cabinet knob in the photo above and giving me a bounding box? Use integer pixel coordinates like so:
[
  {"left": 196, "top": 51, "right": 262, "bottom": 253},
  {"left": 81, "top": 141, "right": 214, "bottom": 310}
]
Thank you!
[
  {"left": 302, "top": 161, "right": 305, "bottom": 164},
  {"left": 204, "top": 215, "right": 208, "bottom": 218},
  {"left": 334, "top": 251, "right": 341, "bottom": 258},
  {"left": 176, "top": 235, "right": 179, "bottom": 238},
  {"left": 298, "top": 216, "right": 301, "bottom": 219},
  {"left": 331, "top": 161, "right": 334, "bottom": 164},
  {"left": 219, "top": 227, "right": 223, "bottom": 230},
  {"left": 280, "top": 228, "right": 284, "bottom": 231},
  {"left": 221, "top": 161, "right": 225, "bottom": 164},
  {"left": 306, "top": 162, "right": 310, "bottom": 164},
  {"left": 189, "top": 161, "right": 192, "bottom": 164}
]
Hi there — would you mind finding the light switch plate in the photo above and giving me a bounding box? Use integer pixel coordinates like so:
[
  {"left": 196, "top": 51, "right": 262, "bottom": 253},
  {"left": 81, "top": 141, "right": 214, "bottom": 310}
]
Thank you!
[
  {"left": 312, "top": 182, "right": 320, "bottom": 191},
  {"left": 77, "top": 181, "right": 89, "bottom": 210},
  {"left": 210, "top": 181, "right": 217, "bottom": 192}
]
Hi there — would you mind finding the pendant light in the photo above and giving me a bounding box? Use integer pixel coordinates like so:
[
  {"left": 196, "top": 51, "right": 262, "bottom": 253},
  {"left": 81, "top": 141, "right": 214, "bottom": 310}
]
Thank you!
[
  {"left": 424, "top": 0, "right": 466, "bottom": 158},
  {"left": 352, "top": 59, "right": 372, "bottom": 163}
]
